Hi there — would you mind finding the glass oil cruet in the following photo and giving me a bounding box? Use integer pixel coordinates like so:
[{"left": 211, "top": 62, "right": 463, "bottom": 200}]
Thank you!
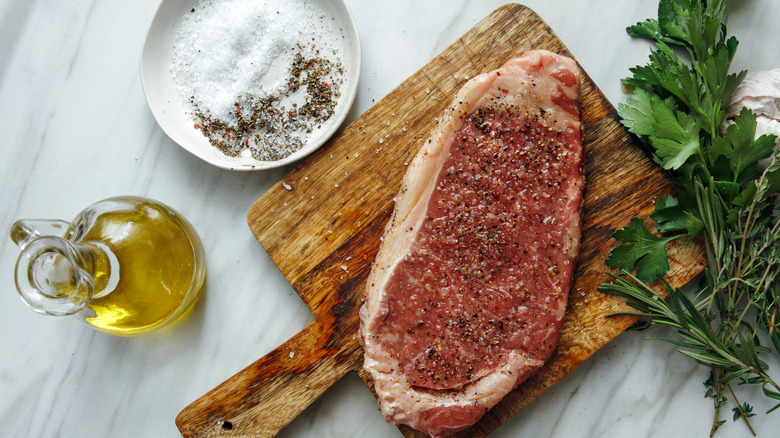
[{"left": 10, "top": 196, "right": 206, "bottom": 336}]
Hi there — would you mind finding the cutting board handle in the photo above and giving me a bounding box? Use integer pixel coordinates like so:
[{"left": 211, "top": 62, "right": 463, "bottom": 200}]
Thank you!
[{"left": 176, "top": 319, "right": 361, "bottom": 437}]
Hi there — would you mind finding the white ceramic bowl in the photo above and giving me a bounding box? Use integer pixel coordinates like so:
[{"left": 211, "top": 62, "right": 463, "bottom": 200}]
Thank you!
[{"left": 140, "top": 0, "right": 361, "bottom": 170}]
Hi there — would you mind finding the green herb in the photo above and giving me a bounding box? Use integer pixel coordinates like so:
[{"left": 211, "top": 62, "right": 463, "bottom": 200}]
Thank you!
[{"left": 599, "top": 0, "right": 780, "bottom": 435}]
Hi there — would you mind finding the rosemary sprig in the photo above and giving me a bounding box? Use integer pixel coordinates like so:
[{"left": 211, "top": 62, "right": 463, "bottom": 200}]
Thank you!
[{"left": 599, "top": 0, "right": 780, "bottom": 434}]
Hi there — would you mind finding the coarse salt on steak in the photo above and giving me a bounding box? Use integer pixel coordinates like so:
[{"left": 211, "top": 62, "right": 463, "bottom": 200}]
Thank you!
[{"left": 359, "top": 50, "right": 584, "bottom": 437}]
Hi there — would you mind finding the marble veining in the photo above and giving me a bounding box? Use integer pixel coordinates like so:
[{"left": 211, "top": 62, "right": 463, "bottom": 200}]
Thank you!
[{"left": 1, "top": 1, "right": 779, "bottom": 437}]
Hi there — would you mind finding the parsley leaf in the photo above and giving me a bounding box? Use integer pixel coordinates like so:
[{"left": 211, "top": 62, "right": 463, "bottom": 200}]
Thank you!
[
  {"left": 618, "top": 87, "right": 702, "bottom": 170},
  {"left": 606, "top": 217, "right": 676, "bottom": 281},
  {"left": 649, "top": 106, "right": 702, "bottom": 170},
  {"left": 710, "top": 107, "right": 776, "bottom": 183},
  {"left": 617, "top": 87, "right": 660, "bottom": 137},
  {"left": 651, "top": 194, "right": 704, "bottom": 239}
]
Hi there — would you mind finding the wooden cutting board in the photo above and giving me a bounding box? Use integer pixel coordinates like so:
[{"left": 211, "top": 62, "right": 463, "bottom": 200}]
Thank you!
[{"left": 176, "top": 4, "right": 706, "bottom": 437}]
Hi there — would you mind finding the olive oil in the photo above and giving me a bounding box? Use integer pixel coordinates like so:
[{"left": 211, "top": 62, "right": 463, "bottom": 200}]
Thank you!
[{"left": 12, "top": 196, "right": 206, "bottom": 336}]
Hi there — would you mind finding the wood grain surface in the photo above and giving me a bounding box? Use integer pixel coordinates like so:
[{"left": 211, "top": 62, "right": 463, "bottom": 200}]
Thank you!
[{"left": 176, "top": 4, "right": 707, "bottom": 437}]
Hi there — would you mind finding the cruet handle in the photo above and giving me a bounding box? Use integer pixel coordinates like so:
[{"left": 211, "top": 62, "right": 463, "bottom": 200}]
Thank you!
[
  {"left": 13, "top": 235, "right": 94, "bottom": 316},
  {"left": 10, "top": 219, "right": 71, "bottom": 249}
]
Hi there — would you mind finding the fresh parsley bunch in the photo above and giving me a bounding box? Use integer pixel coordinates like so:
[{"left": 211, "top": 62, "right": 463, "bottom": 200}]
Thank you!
[{"left": 598, "top": 0, "right": 780, "bottom": 434}]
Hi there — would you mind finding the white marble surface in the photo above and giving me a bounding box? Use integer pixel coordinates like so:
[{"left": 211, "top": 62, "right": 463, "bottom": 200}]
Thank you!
[{"left": 1, "top": 1, "right": 779, "bottom": 437}]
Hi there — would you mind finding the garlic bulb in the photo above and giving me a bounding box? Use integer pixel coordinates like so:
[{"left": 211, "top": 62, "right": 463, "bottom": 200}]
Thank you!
[{"left": 724, "top": 69, "right": 780, "bottom": 145}]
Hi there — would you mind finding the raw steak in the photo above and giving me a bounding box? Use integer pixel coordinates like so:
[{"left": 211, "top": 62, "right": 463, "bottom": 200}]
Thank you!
[{"left": 359, "top": 50, "right": 584, "bottom": 437}]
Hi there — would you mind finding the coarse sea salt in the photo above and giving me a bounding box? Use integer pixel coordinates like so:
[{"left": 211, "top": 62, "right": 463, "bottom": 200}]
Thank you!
[
  {"left": 172, "top": 0, "right": 319, "bottom": 122},
  {"left": 170, "top": 0, "right": 345, "bottom": 161}
]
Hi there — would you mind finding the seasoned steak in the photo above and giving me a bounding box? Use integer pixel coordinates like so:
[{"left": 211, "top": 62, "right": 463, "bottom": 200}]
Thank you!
[{"left": 360, "top": 50, "right": 584, "bottom": 437}]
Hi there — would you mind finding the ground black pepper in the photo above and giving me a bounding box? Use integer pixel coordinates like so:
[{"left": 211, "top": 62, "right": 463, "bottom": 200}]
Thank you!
[{"left": 190, "top": 49, "right": 344, "bottom": 161}]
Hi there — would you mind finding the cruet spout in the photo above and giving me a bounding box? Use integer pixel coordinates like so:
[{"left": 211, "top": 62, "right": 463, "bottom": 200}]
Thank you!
[{"left": 10, "top": 219, "right": 71, "bottom": 249}]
